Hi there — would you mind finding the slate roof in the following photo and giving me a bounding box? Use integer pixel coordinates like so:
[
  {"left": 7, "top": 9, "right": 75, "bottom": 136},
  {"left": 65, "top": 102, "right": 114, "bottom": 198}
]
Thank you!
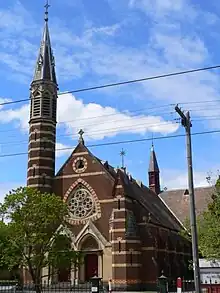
[
  {"left": 159, "top": 186, "right": 215, "bottom": 223},
  {"left": 102, "top": 164, "right": 183, "bottom": 232}
]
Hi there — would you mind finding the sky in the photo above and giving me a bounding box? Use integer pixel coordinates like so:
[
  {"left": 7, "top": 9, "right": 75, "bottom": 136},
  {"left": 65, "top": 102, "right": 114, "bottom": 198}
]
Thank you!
[{"left": 0, "top": 0, "right": 220, "bottom": 200}]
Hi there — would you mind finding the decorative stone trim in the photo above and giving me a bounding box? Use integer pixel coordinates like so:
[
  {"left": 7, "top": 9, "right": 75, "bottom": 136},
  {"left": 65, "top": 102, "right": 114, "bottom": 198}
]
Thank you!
[
  {"left": 112, "top": 251, "right": 141, "bottom": 255},
  {"left": 112, "top": 240, "right": 141, "bottom": 244},
  {"left": 55, "top": 171, "right": 105, "bottom": 180},
  {"left": 112, "top": 228, "right": 126, "bottom": 232},
  {"left": 112, "top": 263, "right": 141, "bottom": 267},
  {"left": 30, "top": 122, "right": 56, "bottom": 128},
  {"left": 72, "top": 152, "right": 89, "bottom": 156},
  {"left": 72, "top": 156, "right": 88, "bottom": 173},
  {"left": 28, "top": 148, "right": 55, "bottom": 153},
  {"left": 98, "top": 197, "right": 132, "bottom": 204},
  {"left": 63, "top": 178, "right": 101, "bottom": 225},
  {"left": 115, "top": 185, "right": 123, "bottom": 189},
  {"left": 27, "top": 184, "right": 51, "bottom": 188},
  {"left": 29, "top": 131, "right": 55, "bottom": 137},
  {"left": 29, "top": 139, "right": 55, "bottom": 144},
  {"left": 27, "top": 175, "right": 52, "bottom": 180},
  {"left": 28, "top": 157, "right": 55, "bottom": 162},
  {"left": 28, "top": 166, "right": 53, "bottom": 171}
]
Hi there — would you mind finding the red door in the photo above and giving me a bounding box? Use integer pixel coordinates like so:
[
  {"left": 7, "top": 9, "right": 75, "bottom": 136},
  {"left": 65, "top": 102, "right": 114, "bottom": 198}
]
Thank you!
[{"left": 85, "top": 254, "right": 98, "bottom": 281}]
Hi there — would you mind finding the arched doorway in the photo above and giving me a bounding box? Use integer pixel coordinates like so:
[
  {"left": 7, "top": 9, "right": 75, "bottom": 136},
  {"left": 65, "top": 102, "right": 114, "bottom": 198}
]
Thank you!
[{"left": 79, "top": 235, "right": 100, "bottom": 281}]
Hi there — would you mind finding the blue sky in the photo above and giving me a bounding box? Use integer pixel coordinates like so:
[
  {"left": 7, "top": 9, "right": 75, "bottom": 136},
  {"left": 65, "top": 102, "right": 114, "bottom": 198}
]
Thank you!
[{"left": 0, "top": 0, "right": 220, "bottom": 199}]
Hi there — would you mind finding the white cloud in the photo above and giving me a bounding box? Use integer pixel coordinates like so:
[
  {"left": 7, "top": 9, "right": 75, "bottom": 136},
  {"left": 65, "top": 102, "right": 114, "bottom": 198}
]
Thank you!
[
  {"left": 0, "top": 0, "right": 219, "bottom": 129},
  {"left": 161, "top": 169, "right": 210, "bottom": 190},
  {"left": 56, "top": 142, "right": 72, "bottom": 158},
  {"left": 0, "top": 93, "right": 179, "bottom": 141}
]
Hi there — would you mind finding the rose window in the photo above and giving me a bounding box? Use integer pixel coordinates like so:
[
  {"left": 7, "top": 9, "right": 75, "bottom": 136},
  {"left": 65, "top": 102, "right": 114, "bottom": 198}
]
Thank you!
[{"left": 68, "top": 188, "right": 94, "bottom": 219}]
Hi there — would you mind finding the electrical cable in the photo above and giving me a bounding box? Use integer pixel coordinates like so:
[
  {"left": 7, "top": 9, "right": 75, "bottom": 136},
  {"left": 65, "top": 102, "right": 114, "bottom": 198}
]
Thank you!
[
  {"left": 1, "top": 128, "right": 220, "bottom": 158},
  {"left": 1, "top": 64, "right": 220, "bottom": 107}
]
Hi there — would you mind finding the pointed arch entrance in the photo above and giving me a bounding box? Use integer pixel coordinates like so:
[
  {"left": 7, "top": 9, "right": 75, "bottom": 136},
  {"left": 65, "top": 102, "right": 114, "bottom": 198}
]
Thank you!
[{"left": 79, "top": 234, "right": 101, "bottom": 281}]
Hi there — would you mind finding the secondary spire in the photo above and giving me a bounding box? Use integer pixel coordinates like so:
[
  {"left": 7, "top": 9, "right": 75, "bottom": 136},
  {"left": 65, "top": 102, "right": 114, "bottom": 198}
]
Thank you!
[{"left": 148, "top": 144, "right": 159, "bottom": 173}]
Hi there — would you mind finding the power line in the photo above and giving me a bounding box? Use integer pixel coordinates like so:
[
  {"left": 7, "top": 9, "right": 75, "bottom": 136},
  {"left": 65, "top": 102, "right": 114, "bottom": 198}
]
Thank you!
[
  {"left": 2, "top": 100, "right": 220, "bottom": 137},
  {"left": 1, "top": 64, "right": 220, "bottom": 107},
  {"left": 1, "top": 128, "right": 220, "bottom": 159},
  {"left": 0, "top": 120, "right": 179, "bottom": 146},
  {"left": 0, "top": 105, "right": 174, "bottom": 134}
]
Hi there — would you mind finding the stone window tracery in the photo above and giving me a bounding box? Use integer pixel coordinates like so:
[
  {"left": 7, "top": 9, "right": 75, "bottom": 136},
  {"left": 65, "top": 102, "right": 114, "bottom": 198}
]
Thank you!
[{"left": 68, "top": 187, "right": 95, "bottom": 219}]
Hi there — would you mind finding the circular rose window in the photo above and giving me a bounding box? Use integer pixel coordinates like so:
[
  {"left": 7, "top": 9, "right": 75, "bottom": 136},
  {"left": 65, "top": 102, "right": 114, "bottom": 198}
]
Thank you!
[{"left": 68, "top": 188, "right": 94, "bottom": 219}]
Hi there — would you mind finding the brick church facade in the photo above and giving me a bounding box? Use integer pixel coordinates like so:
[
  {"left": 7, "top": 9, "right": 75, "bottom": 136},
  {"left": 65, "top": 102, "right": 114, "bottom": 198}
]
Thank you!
[{"left": 26, "top": 7, "right": 192, "bottom": 290}]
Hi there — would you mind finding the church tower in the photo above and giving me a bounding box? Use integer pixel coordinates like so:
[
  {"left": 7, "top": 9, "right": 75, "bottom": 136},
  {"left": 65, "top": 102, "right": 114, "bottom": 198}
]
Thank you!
[
  {"left": 148, "top": 144, "right": 161, "bottom": 195},
  {"left": 27, "top": 4, "right": 58, "bottom": 194}
]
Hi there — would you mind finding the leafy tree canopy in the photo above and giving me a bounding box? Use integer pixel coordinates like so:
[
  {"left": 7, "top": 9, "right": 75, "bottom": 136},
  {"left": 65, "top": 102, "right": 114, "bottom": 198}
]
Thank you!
[
  {"left": 197, "top": 178, "right": 220, "bottom": 260},
  {"left": 180, "top": 179, "right": 220, "bottom": 260},
  {"left": 0, "top": 187, "right": 83, "bottom": 289}
]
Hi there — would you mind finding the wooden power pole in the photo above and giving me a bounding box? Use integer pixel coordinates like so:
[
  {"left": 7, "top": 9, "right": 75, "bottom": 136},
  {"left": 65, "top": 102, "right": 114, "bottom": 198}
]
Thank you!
[{"left": 175, "top": 105, "right": 201, "bottom": 293}]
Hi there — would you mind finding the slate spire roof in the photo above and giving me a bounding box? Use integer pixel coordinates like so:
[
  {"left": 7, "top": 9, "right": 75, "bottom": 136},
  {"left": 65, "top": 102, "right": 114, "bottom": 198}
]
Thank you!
[
  {"left": 148, "top": 144, "right": 159, "bottom": 173},
  {"left": 32, "top": 4, "right": 57, "bottom": 84}
]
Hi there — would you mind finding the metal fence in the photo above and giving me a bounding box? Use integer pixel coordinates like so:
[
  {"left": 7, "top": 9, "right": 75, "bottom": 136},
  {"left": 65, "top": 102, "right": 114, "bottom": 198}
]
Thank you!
[
  {"left": 168, "top": 278, "right": 220, "bottom": 293},
  {"left": 0, "top": 281, "right": 107, "bottom": 293}
]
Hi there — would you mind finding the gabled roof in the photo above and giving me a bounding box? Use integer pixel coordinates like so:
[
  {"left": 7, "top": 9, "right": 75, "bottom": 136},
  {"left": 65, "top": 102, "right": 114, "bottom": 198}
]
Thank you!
[
  {"left": 56, "top": 142, "right": 184, "bottom": 232},
  {"left": 55, "top": 142, "right": 115, "bottom": 182},
  {"left": 160, "top": 186, "right": 214, "bottom": 223}
]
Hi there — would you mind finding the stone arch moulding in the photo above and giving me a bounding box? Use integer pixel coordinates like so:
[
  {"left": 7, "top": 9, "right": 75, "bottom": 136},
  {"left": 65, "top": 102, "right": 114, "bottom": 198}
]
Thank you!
[
  {"left": 63, "top": 178, "right": 101, "bottom": 225},
  {"left": 74, "top": 221, "right": 109, "bottom": 250},
  {"left": 78, "top": 234, "right": 99, "bottom": 251}
]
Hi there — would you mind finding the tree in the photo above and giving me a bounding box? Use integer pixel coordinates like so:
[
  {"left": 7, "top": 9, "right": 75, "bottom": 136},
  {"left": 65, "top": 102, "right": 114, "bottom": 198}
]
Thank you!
[
  {"left": 197, "top": 178, "right": 220, "bottom": 259},
  {"left": 180, "top": 179, "right": 220, "bottom": 260},
  {"left": 0, "top": 187, "right": 83, "bottom": 293},
  {"left": 0, "top": 221, "right": 21, "bottom": 280}
]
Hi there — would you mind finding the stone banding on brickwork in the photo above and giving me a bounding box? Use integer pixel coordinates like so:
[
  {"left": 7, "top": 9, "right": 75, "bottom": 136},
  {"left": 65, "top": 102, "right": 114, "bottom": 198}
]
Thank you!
[
  {"left": 28, "top": 156, "right": 55, "bottom": 162},
  {"left": 55, "top": 171, "right": 105, "bottom": 180}
]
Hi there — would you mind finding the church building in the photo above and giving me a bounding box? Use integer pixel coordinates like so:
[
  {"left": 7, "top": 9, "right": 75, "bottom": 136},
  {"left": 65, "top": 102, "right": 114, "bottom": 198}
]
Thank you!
[{"left": 26, "top": 7, "right": 192, "bottom": 291}]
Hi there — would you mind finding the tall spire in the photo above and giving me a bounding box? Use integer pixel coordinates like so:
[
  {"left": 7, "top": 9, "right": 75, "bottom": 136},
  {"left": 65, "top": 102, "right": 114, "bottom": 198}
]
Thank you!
[
  {"left": 27, "top": 2, "right": 58, "bottom": 194},
  {"left": 148, "top": 144, "right": 160, "bottom": 195},
  {"left": 32, "top": 1, "right": 57, "bottom": 84}
]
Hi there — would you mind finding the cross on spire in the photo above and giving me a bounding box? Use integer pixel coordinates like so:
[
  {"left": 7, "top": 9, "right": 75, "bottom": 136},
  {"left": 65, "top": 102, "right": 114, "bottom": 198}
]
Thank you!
[
  {"left": 120, "top": 148, "right": 126, "bottom": 169},
  {"left": 44, "top": 0, "right": 50, "bottom": 22},
  {"left": 78, "top": 129, "right": 85, "bottom": 145}
]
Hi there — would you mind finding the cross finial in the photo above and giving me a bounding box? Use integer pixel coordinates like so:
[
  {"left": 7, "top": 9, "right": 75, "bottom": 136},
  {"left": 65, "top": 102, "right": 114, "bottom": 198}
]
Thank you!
[
  {"left": 120, "top": 148, "right": 126, "bottom": 169},
  {"left": 44, "top": 0, "right": 50, "bottom": 22},
  {"left": 78, "top": 129, "right": 84, "bottom": 145},
  {"left": 151, "top": 133, "right": 154, "bottom": 150}
]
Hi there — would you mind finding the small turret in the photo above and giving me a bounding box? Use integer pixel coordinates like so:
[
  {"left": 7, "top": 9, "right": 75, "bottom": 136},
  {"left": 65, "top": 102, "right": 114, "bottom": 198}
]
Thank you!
[{"left": 148, "top": 144, "right": 161, "bottom": 195}]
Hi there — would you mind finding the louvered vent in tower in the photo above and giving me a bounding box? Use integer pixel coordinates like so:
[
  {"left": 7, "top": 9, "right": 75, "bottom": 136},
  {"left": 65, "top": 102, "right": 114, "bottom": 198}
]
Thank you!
[
  {"left": 52, "top": 98, "right": 56, "bottom": 120},
  {"left": 42, "top": 94, "right": 51, "bottom": 117},
  {"left": 32, "top": 97, "right": 41, "bottom": 117}
]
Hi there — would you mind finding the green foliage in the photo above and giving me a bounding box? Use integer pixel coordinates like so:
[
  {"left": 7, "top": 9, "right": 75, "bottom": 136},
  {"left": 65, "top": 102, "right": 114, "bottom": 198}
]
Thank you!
[
  {"left": 197, "top": 180, "right": 220, "bottom": 260},
  {"left": 0, "top": 187, "right": 83, "bottom": 286}
]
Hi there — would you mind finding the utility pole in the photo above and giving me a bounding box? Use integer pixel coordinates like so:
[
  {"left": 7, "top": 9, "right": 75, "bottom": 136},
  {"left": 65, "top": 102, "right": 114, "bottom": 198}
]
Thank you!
[{"left": 175, "top": 105, "right": 201, "bottom": 293}]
